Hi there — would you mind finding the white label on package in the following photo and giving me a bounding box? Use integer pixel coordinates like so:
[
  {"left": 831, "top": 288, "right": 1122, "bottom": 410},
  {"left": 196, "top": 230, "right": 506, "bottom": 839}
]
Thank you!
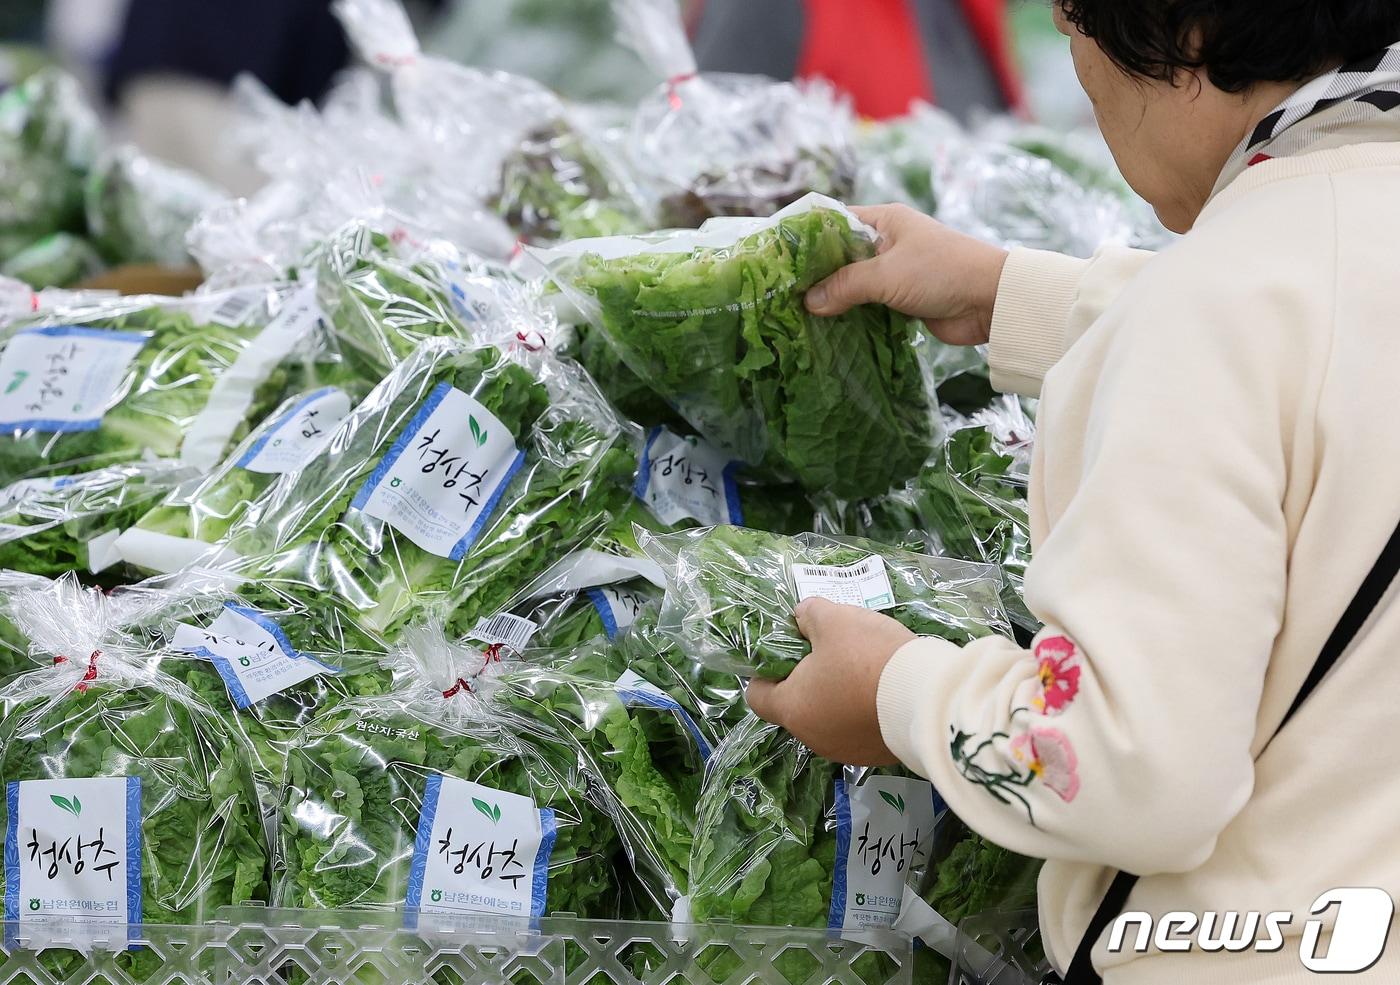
[
  {"left": 237, "top": 387, "right": 352, "bottom": 475},
  {"left": 205, "top": 289, "right": 266, "bottom": 328},
  {"left": 585, "top": 586, "right": 648, "bottom": 639},
  {"left": 614, "top": 670, "right": 713, "bottom": 761},
  {"left": 405, "top": 776, "right": 555, "bottom": 928},
  {"left": 172, "top": 603, "right": 338, "bottom": 709},
  {"left": 468, "top": 613, "right": 539, "bottom": 654},
  {"left": 792, "top": 555, "right": 897, "bottom": 611},
  {"left": 634, "top": 427, "right": 742, "bottom": 527},
  {"left": 5, "top": 776, "right": 142, "bottom": 942},
  {"left": 0, "top": 326, "right": 147, "bottom": 432},
  {"left": 829, "top": 774, "right": 936, "bottom": 935},
  {"left": 350, "top": 383, "right": 525, "bottom": 560}
]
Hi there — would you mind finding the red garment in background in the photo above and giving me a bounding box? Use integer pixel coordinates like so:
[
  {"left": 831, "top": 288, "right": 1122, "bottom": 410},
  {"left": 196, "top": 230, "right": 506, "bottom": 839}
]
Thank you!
[{"left": 796, "top": 0, "right": 1023, "bottom": 119}]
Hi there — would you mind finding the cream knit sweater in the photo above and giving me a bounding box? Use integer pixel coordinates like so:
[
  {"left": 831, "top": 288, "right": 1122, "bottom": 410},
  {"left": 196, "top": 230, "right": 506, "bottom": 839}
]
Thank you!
[{"left": 877, "top": 134, "right": 1400, "bottom": 983}]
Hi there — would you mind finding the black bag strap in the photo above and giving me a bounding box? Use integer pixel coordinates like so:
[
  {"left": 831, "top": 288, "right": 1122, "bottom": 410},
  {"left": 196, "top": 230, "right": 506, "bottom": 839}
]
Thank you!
[{"left": 1060, "top": 514, "right": 1400, "bottom": 985}]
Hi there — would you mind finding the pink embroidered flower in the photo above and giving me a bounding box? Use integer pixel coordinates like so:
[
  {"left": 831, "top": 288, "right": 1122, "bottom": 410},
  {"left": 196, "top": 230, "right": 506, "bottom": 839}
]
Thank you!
[
  {"left": 1009, "top": 727, "right": 1081, "bottom": 802},
  {"left": 1032, "top": 635, "right": 1081, "bottom": 716}
]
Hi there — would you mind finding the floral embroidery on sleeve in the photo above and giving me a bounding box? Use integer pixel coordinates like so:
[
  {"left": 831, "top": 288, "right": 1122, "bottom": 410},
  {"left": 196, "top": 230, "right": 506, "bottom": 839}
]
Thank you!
[
  {"left": 947, "top": 633, "right": 1085, "bottom": 826},
  {"left": 1031, "top": 636, "right": 1081, "bottom": 716}
]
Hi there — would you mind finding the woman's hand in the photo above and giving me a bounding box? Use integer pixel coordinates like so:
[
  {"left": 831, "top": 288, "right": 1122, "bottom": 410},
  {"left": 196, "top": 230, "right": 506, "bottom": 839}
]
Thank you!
[
  {"left": 806, "top": 204, "right": 1008, "bottom": 347},
  {"left": 745, "top": 597, "right": 915, "bottom": 766}
]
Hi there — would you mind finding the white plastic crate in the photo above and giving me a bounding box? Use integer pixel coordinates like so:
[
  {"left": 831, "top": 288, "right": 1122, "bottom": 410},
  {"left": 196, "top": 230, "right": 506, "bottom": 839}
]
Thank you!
[{"left": 0, "top": 907, "right": 916, "bottom": 984}]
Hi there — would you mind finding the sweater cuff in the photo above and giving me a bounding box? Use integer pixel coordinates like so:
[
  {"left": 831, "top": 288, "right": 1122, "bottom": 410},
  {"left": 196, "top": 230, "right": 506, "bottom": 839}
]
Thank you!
[
  {"left": 988, "top": 248, "right": 1089, "bottom": 397},
  {"left": 877, "top": 635, "right": 961, "bottom": 769}
]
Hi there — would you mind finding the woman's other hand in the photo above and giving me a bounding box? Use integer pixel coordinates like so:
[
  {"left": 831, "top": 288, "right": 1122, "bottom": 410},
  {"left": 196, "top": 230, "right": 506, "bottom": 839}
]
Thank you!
[
  {"left": 745, "top": 597, "right": 915, "bottom": 766},
  {"left": 806, "top": 204, "right": 1008, "bottom": 347}
]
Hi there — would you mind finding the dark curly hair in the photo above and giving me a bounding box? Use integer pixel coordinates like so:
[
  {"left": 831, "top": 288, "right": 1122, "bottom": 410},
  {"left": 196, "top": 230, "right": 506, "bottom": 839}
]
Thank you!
[{"left": 1057, "top": 0, "right": 1400, "bottom": 93}]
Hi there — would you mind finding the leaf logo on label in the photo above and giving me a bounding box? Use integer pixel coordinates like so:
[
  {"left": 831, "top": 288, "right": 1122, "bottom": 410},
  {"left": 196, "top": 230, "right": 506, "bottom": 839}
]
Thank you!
[
  {"left": 878, "top": 790, "right": 906, "bottom": 814},
  {"left": 50, "top": 794, "right": 81, "bottom": 817},
  {"left": 28, "top": 899, "right": 39, "bottom": 911},
  {"left": 431, "top": 889, "right": 443, "bottom": 902},
  {"left": 472, "top": 797, "right": 502, "bottom": 824},
  {"left": 4, "top": 371, "right": 26, "bottom": 394},
  {"left": 469, "top": 415, "right": 487, "bottom": 448}
]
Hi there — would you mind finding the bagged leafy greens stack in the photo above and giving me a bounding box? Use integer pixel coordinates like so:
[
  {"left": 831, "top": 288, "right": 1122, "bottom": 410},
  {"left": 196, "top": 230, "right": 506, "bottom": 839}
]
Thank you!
[
  {"left": 0, "top": 231, "right": 103, "bottom": 289},
  {"left": 334, "top": 0, "right": 647, "bottom": 245},
  {"left": 534, "top": 194, "right": 938, "bottom": 499},
  {"left": 645, "top": 526, "right": 1010, "bottom": 680},
  {"left": 0, "top": 577, "right": 268, "bottom": 978},
  {"left": 217, "top": 336, "right": 636, "bottom": 660},
  {"left": 84, "top": 145, "right": 226, "bottom": 267},
  {"left": 275, "top": 624, "right": 620, "bottom": 919},
  {"left": 613, "top": 0, "right": 857, "bottom": 228}
]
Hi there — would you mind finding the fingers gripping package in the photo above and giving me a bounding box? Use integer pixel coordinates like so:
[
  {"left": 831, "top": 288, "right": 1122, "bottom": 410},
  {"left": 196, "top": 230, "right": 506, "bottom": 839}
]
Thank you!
[
  {"left": 218, "top": 337, "right": 637, "bottom": 660},
  {"left": 532, "top": 194, "right": 940, "bottom": 500},
  {"left": 0, "top": 579, "right": 268, "bottom": 979},
  {"left": 334, "top": 0, "right": 647, "bottom": 245},
  {"left": 612, "top": 0, "right": 858, "bottom": 228},
  {"left": 642, "top": 526, "right": 1011, "bottom": 681},
  {"left": 275, "top": 625, "right": 620, "bottom": 921}
]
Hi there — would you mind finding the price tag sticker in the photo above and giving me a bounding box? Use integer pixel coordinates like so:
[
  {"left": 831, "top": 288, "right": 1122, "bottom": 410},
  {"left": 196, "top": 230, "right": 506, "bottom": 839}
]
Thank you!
[{"left": 792, "top": 555, "right": 897, "bottom": 611}]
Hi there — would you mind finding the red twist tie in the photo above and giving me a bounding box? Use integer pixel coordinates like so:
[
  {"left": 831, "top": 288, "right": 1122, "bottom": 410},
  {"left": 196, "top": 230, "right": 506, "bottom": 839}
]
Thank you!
[
  {"left": 666, "top": 72, "right": 697, "bottom": 110},
  {"left": 441, "top": 677, "right": 472, "bottom": 699},
  {"left": 29, "top": 292, "right": 39, "bottom": 313},
  {"left": 481, "top": 643, "right": 505, "bottom": 668},
  {"left": 513, "top": 330, "right": 544, "bottom": 353},
  {"left": 75, "top": 650, "right": 100, "bottom": 694}
]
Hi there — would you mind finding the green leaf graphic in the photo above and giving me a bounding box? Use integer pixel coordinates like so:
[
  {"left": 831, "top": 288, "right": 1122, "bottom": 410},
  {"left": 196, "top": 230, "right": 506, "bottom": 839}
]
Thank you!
[
  {"left": 49, "top": 795, "right": 80, "bottom": 818},
  {"left": 4, "top": 371, "right": 27, "bottom": 394},
  {"left": 469, "top": 415, "right": 487, "bottom": 448},
  {"left": 472, "top": 798, "right": 499, "bottom": 823},
  {"left": 878, "top": 790, "right": 904, "bottom": 814}
]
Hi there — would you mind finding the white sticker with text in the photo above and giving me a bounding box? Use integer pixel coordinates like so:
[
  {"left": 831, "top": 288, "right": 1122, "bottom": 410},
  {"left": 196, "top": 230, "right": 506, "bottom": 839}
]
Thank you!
[
  {"left": 0, "top": 326, "right": 147, "bottom": 432},
  {"left": 238, "top": 387, "right": 352, "bottom": 475},
  {"left": 830, "top": 774, "right": 936, "bottom": 934},
  {"left": 792, "top": 555, "right": 897, "bottom": 611},
  {"left": 172, "top": 604, "right": 338, "bottom": 709}
]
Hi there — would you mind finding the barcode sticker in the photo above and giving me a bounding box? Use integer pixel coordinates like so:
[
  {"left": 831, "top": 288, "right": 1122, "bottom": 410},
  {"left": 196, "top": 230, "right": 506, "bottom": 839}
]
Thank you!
[
  {"left": 791, "top": 555, "right": 897, "bottom": 611},
  {"left": 207, "top": 289, "right": 265, "bottom": 327},
  {"left": 468, "top": 613, "right": 538, "bottom": 654}
]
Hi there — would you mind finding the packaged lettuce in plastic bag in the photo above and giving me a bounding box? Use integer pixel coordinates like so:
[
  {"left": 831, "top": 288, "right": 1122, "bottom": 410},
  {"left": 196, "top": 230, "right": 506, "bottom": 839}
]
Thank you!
[
  {"left": 275, "top": 624, "right": 621, "bottom": 919},
  {"left": 643, "top": 526, "right": 1010, "bottom": 681},
  {"left": 472, "top": 577, "right": 662, "bottom": 657},
  {"left": 334, "top": 0, "right": 647, "bottom": 245},
  {"left": 689, "top": 715, "right": 940, "bottom": 979},
  {"left": 532, "top": 194, "right": 938, "bottom": 499},
  {"left": 488, "top": 632, "right": 715, "bottom": 915},
  {"left": 0, "top": 68, "right": 99, "bottom": 264},
  {"left": 150, "top": 586, "right": 393, "bottom": 812},
  {"left": 0, "top": 283, "right": 337, "bottom": 484},
  {"left": 613, "top": 0, "right": 857, "bottom": 228},
  {"left": 219, "top": 337, "right": 636, "bottom": 657},
  {"left": 0, "top": 570, "right": 62, "bottom": 687},
  {"left": 84, "top": 144, "right": 226, "bottom": 267},
  {"left": 0, "top": 458, "right": 195, "bottom": 579},
  {"left": 0, "top": 581, "right": 268, "bottom": 975},
  {"left": 0, "top": 231, "right": 104, "bottom": 289}
]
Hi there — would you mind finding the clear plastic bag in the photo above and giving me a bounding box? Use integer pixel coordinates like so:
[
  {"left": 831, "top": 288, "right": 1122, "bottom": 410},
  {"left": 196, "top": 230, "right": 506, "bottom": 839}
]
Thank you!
[
  {"left": 334, "top": 0, "right": 648, "bottom": 244},
  {"left": 0, "top": 231, "right": 104, "bottom": 290},
  {"left": 83, "top": 144, "right": 226, "bottom": 267},
  {"left": 688, "top": 716, "right": 941, "bottom": 980},
  {"left": 0, "top": 458, "right": 196, "bottom": 579},
  {"left": 217, "top": 337, "right": 637, "bottom": 659},
  {"left": 643, "top": 526, "right": 1010, "bottom": 680},
  {"left": 274, "top": 624, "right": 620, "bottom": 919},
  {"left": 0, "top": 68, "right": 100, "bottom": 265},
  {"left": 0, "top": 283, "right": 336, "bottom": 484},
  {"left": 531, "top": 194, "right": 939, "bottom": 499},
  {"left": 614, "top": 0, "right": 858, "bottom": 228},
  {"left": 0, "top": 587, "right": 268, "bottom": 973}
]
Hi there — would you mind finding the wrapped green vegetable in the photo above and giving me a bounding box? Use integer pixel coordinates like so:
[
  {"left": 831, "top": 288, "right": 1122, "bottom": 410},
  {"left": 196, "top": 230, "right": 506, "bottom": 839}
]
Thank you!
[
  {"left": 0, "top": 458, "right": 194, "bottom": 579},
  {"left": 0, "top": 583, "right": 268, "bottom": 979},
  {"left": 0, "top": 232, "right": 103, "bottom": 289},
  {"left": 0, "top": 285, "right": 331, "bottom": 484},
  {"left": 534, "top": 195, "right": 937, "bottom": 499},
  {"left": 84, "top": 145, "right": 225, "bottom": 267},
  {"left": 0, "top": 69, "right": 99, "bottom": 264},
  {"left": 275, "top": 626, "right": 620, "bottom": 918},
  {"left": 221, "top": 337, "right": 636, "bottom": 658},
  {"left": 644, "top": 526, "right": 1010, "bottom": 680},
  {"left": 614, "top": 0, "right": 857, "bottom": 227}
]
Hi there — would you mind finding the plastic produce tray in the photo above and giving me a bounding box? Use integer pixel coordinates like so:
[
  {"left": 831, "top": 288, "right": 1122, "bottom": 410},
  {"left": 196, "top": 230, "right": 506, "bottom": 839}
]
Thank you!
[{"left": 0, "top": 907, "right": 916, "bottom": 984}]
